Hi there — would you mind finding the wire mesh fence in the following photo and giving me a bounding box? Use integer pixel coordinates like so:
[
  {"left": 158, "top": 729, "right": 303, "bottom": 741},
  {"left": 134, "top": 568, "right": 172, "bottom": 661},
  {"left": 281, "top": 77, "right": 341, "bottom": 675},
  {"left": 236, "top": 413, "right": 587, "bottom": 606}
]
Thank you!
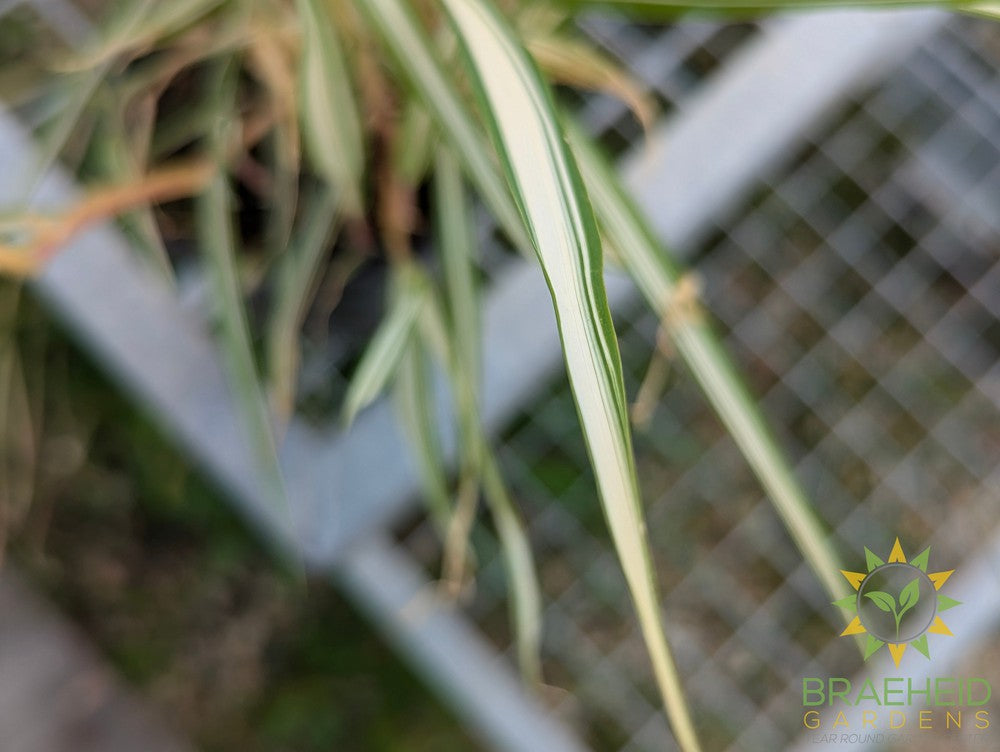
[{"left": 399, "top": 14, "right": 1000, "bottom": 752}]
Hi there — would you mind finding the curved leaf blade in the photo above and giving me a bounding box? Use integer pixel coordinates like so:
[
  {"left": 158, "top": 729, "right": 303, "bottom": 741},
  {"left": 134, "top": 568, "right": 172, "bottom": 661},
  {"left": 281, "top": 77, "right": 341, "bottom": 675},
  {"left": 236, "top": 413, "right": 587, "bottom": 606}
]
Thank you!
[
  {"left": 394, "top": 337, "right": 453, "bottom": 531},
  {"left": 196, "top": 59, "right": 289, "bottom": 529},
  {"left": 567, "top": 121, "right": 852, "bottom": 609},
  {"left": 267, "top": 184, "right": 341, "bottom": 424},
  {"left": 434, "top": 147, "right": 481, "bottom": 396},
  {"left": 342, "top": 268, "right": 426, "bottom": 426},
  {"left": 437, "top": 0, "right": 701, "bottom": 748},
  {"left": 296, "top": 0, "right": 365, "bottom": 213}
]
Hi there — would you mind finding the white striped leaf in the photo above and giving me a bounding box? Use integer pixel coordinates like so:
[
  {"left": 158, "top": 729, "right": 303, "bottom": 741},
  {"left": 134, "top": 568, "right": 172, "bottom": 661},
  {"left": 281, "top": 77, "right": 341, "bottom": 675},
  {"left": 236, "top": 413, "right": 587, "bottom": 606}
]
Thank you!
[
  {"left": 296, "top": 0, "right": 364, "bottom": 214},
  {"left": 434, "top": 147, "right": 481, "bottom": 397},
  {"left": 568, "top": 121, "right": 852, "bottom": 607},
  {"left": 267, "top": 184, "right": 341, "bottom": 424},
  {"left": 480, "top": 447, "right": 543, "bottom": 687},
  {"left": 427, "top": 163, "right": 543, "bottom": 681},
  {"left": 394, "top": 338, "right": 453, "bottom": 532},
  {"left": 342, "top": 266, "right": 427, "bottom": 427},
  {"left": 436, "top": 0, "right": 702, "bottom": 748},
  {"left": 196, "top": 61, "right": 288, "bottom": 528}
]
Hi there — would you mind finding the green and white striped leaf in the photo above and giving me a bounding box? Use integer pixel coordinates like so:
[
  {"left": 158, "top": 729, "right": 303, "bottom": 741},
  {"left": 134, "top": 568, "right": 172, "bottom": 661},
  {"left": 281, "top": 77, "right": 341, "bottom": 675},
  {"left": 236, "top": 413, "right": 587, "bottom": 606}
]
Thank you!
[
  {"left": 394, "top": 100, "right": 437, "bottom": 186},
  {"left": 436, "top": 0, "right": 701, "bottom": 747},
  {"left": 196, "top": 60, "right": 287, "bottom": 522},
  {"left": 396, "top": 299, "right": 544, "bottom": 685},
  {"left": 342, "top": 266, "right": 427, "bottom": 427},
  {"left": 480, "top": 446, "right": 543, "bottom": 686},
  {"left": 426, "top": 168, "right": 542, "bottom": 681},
  {"left": 267, "top": 184, "right": 341, "bottom": 424},
  {"left": 394, "top": 338, "right": 453, "bottom": 532},
  {"left": 567, "top": 120, "right": 850, "bottom": 606},
  {"left": 434, "top": 147, "right": 481, "bottom": 395},
  {"left": 296, "top": 0, "right": 365, "bottom": 214}
]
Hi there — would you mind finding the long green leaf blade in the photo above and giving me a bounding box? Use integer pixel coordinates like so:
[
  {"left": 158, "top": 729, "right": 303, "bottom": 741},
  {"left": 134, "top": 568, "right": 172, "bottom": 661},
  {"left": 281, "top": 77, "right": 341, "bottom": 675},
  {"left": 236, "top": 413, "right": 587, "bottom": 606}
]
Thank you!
[
  {"left": 480, "top": 448, "right": 543, "bottom": 687},
  {"left": 296, "top": 0, "right": 365, "bottom": 214},
  {"left": 417, "top": 267, "right": 543, "bottom": 686},
  {"left": 434, "top": 147, "right": 481, "bottom": 395},
  {"left": 342, "top": 267, "right": 426, "bottom": 426},
  {"left": 394, "top": 338, "right": 453, "bottom": 531},
  {"left": 196, "top": 63, "right": 287, "bottom": 521},
  {"left": 267, "top": 184, "right": 341, "bottom": 423},
  {"left": 436, "top": 1, "right": 701, "bottom": 747},
  {"left": 567, "top": 120, "right": 850, "bottom": 606}
]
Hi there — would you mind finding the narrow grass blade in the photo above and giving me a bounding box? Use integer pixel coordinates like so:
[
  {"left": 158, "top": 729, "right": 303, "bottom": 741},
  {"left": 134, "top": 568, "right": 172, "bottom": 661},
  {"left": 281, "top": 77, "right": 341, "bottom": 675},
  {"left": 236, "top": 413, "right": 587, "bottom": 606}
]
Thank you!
[
  {"left": 434, "top": 148, "right": 481, "bottom": 394},
  {"left": 437, "top": 0, "right": 700, "bottom": 746},
  {"left": 247, "top": 16, "right": 302, "bottom": 269},
  {"left": 480, "top": 447, "right": 543, "bottom": 686},
  {"left": 413, "top": 287, "right": 543, "bottom": 685},
  {"left": 198, "top": 168, "right": 288, "bottom": 509},
  {"left": 196, "top": 60, "right": 287, "bottom": 519},
  {"left": 394, "top": 100, "right": 437, "bottom": 185},
  {"left": 67, "top": 0, "right": 227, "bottom": 69},
  {"left": 267, "top": 184, "right": 340, "bottom": 424},
  {"left": 567, "top": 120, "right": 850, "bottom": 606},
  {"left": 88, "top": 107, "right": 174, "bottom": 280},
  {"left": 429, "top": 162, "right": 541, "bottom": 683},
  {"left": 394, "top": 339, "right": 452, "bottom": 532},
  {"left": 526, "top": 34, "right": 655, "bottom": 132},
  {"left": 357, "top": 0, "right": 530, "bottom": 253},
  {"left": 342, "top": 266, "right": 426, "bottom": 427},
  {"left": 21, "top": 65, "right": 107, "bottom": 199},
  {"left": 296, "top": 0, "right": 365, "bottom": 214}
]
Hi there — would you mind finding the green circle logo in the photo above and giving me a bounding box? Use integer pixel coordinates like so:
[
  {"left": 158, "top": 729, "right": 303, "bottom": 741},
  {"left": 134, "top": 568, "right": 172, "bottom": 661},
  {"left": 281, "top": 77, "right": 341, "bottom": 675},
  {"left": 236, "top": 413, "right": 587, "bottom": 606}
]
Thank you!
[
  {"left": 833, "top": 538, "right": 960, "bottom": 666},
  {"left": 856, "top": 563, "right": 936, "bottom": 643}
]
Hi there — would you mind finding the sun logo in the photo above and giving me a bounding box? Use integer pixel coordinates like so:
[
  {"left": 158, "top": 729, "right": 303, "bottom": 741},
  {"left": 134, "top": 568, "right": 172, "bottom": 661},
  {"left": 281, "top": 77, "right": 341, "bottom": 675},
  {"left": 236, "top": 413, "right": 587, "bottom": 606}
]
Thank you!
[{"left": 835, "top": 538, "right": 960, "bottom": 667}]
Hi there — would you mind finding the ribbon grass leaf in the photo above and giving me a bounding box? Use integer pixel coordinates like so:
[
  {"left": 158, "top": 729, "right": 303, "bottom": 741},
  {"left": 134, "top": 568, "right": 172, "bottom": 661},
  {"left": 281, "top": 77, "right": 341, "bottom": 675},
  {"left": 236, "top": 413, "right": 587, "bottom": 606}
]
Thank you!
[
  {"left": 480, "top": 446, "right": 543, "bottom": 686},
  {"left": 196, "top": 60, "right": 288, "bottom": 524},
  {"left": 435, "top": 148, "right": 481, "bottom": 396},
  {"left": 296, "top": 0, "right": 365, "bottom": 214},
  {"left": 436, "top": 0, "right": 701, "bottom": 747},
  {"left": 432, "top": 152, "right": 541, "bottom": 683},
  {"left": 267, "top": 184, "right": 341, "bottom": 424},
  {"left": 342, "top": 266, "right": 427, "bottom": 427},
  {"left": 567, "top": 120, "right": 850, "bottom": 606},
  {"left": 394, "top": 338, "right": 453, "bottom": 533},
  {"left": 527, "top": 34, "right": 656, "bottom": 132}
]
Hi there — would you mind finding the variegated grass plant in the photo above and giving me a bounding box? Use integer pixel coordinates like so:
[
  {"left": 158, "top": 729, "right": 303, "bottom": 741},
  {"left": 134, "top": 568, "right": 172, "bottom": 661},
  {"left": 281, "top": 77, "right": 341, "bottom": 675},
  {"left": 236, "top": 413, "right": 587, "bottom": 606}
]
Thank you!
[{"left": 1, "top": 1, "right": 996, "bottom": 749}]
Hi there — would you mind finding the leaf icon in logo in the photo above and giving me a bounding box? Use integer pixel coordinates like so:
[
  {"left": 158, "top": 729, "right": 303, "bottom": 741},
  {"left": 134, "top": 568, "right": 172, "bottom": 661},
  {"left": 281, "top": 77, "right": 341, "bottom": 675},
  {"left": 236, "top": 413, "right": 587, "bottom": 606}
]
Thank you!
[
  {"left": 897, "top": 576, "right": 921, "bottom": 621},
  {"left": 864, "top": 591, "right": 896, "bottom": 613},
  {"left": 865, "top": 578, "right": 921, "bottom": 639}
]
